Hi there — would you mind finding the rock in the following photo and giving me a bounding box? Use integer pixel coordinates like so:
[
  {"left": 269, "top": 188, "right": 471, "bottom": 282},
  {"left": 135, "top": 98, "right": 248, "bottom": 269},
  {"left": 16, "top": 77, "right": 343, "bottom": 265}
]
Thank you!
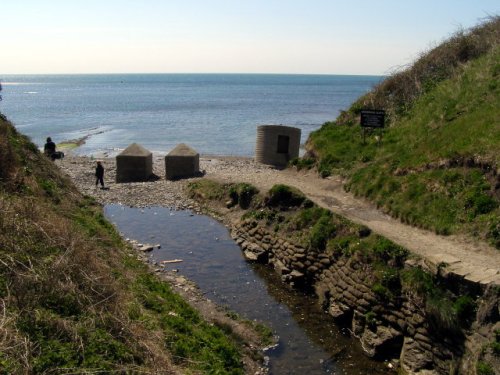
[
  {"left": 289, "top": 270, "right": 304, "bottom": 279},
  {"left": 307, "top": 266, "right": 319, "bottom": 273},
  {"left": 294, "top": 261, "right": 305, "bottom": 270},
  {"left": 139, "top": 245, "right": 154, "bottom": 252},
  {"left": 329, "top": 302, "right": 351, "bottom": 319},
  {"left": 476, "top": 285, "right": 500, "bottom": 324},
  {"left": 400, "top": 337, "right": 434, "bottom": 373},
  {"left": 320, "top": 258, "right": 331, "bottom": 266},
  {"left": 360, "top": 325, "right": 403, "bottom": 358},
  {"left": 244, "top": 250, "right": 259, "bottom": 261},
  {"left": 273, "top": 259, "right": 291, "bottom": 275},
  {"left": 243, "top": 244, "right": 268, "bottom": 263}
]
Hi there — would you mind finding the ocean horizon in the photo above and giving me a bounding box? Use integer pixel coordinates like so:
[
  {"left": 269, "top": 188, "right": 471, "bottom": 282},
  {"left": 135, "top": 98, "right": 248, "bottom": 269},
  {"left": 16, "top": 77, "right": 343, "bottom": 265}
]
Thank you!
[{"left": 0, "top": 73, "right": 382, "bottom": 156}]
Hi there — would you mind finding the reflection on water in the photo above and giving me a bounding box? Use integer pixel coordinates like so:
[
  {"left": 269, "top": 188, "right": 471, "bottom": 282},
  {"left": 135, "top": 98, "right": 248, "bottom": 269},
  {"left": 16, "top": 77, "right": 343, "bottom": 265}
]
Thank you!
[{"left": 104, "top": 205, "right": 390, "bottom": 375}]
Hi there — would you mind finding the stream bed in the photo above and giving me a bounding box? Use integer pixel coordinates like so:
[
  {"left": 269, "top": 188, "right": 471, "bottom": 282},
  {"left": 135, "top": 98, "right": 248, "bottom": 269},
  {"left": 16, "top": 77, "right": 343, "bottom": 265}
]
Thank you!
[{"left": 104, "top": 205, "right": 390, "bottom": 375}]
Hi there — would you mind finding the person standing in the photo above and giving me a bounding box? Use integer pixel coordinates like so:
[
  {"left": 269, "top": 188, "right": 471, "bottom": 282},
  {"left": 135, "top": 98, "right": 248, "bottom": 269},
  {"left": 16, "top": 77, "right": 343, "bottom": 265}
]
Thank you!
[{"left": 95, "top": 161, "right": 105, "bottom": 188}]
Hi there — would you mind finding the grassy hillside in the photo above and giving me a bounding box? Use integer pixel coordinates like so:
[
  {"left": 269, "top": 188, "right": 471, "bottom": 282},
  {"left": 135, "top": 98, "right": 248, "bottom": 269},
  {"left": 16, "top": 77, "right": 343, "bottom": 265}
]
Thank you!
[
  {"left": 0, "top": 115, "right": 252, "bottom": 373},
  {"left": 303, "top": 17, "right": 500, "bottom": 246}
]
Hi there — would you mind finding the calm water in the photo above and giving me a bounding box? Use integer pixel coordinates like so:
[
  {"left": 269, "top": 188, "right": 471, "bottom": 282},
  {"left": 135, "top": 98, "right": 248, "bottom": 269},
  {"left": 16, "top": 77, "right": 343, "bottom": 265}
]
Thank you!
[
  {"left": 104, "top": 205, "right": 390, "bottom": 375},
  {"left": 0, "top": 74, "right": 381, "bottom": 156}
]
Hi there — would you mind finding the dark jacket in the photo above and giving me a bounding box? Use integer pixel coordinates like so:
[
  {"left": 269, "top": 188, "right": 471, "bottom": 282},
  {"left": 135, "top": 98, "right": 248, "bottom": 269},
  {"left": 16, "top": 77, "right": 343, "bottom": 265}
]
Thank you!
[
  {"left": 95, "top": 164, "right": 104, "bottom": 178},
  {"left": 44, "top": 141, "right": 56, "bottom": 156}
]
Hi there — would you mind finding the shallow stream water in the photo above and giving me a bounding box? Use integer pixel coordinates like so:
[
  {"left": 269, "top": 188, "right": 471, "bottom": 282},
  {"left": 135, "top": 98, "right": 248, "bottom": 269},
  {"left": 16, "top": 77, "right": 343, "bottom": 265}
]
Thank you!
[{"left": 104, "top": 205, "right": 390, "bottom": 375}]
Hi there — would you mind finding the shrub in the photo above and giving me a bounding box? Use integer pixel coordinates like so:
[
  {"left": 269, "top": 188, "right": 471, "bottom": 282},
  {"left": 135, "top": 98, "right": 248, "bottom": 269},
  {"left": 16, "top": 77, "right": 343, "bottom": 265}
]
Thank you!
[
  {"left": 309, "top": 215, "right": 336, "bottom": 250},
  {"left": 266, "top": 184, "right": 306, "bottom": 208},
  {"left": 289, "top": 157, "right": 315, "bottom": 170},
  {"left": 291, "top": 206, "right": 330, "bottom": 230},
  {"left": 229, "top": 183, "right": 259, "bottom": 209},
  {"left": 401, "top": 268, "right": 434, "bottom": 296},
  {"left": 426, "top": 290, "right": 462, "bottom": 335},
  {"left": 477, "top": 361, "right": 495, "bottom": 375},
  {"left": 372, "top": 237, "right": 408, "bottom": 265},
  {"left": 372, "top": 282, "right": 392, "bottom": 301},
  {"left": 465, "top": 191, "right": 498, "bottom": 217},
  {"left": 453, "top": 295, "right": 476, "bottom": 325}
]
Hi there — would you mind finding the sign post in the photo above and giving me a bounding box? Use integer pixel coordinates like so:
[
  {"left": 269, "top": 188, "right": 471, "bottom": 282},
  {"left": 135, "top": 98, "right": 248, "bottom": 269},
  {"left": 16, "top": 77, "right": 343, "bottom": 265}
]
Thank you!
[{"left": 360, "top": 109, "right": 385, "bottom": 145}]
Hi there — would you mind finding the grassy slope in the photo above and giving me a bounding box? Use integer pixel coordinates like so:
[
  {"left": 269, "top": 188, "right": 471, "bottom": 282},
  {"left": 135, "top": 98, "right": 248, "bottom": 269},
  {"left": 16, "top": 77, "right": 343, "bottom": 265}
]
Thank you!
[
  {"left": 306, "top": 18, "right": 500, "bottom": 245},
  {"left": 0, "top": 116, "right": 247, "bottom": 374}
]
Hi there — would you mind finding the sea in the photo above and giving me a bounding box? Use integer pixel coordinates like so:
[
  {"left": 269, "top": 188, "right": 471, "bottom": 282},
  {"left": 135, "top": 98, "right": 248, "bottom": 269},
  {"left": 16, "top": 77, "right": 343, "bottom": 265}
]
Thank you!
[{"left": 0, "top": 74, "right": 382, "bottom": 156}]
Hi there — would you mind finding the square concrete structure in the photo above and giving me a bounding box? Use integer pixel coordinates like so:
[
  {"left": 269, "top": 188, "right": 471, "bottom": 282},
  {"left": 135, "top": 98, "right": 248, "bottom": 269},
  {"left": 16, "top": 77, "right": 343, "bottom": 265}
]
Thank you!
[
  {"left": 165, "top": 143, "right": 199, "bottom": 180},
  {"left": 116, "top": 143, "right": 153, "bottom": 182}
]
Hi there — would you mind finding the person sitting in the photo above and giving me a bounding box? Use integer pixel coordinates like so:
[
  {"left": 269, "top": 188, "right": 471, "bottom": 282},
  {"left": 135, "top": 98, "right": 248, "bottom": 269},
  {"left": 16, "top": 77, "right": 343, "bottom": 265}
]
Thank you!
[
  {"left": 44, "top": 137, "right": 56, "bottom": 159},
  {"left": 43, "top": 137, "right": 64, "bottom": 160}
]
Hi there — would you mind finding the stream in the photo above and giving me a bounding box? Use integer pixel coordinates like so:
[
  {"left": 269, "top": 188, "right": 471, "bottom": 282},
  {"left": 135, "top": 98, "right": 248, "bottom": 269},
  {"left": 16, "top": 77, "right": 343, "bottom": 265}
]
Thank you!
[{"left": 104, "top": 205, "right": 390, "bottom": 375}]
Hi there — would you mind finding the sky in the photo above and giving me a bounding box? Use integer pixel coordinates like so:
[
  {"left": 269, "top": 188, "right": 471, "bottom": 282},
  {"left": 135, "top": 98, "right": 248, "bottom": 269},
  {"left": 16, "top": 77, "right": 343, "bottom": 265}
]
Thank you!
[{"left": 1, "top": 0, "right": 498, "bottom": 75}]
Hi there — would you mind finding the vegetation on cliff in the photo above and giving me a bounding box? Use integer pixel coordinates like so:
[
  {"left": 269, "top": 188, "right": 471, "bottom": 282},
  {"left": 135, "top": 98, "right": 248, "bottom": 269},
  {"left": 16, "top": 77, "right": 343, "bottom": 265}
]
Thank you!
[
  {"left": 303, "top": 17, "right": 500, "bottom": 246},
  {"left": 0, "top": 117, "right": 251, "bottom": 373},
  {"left": 188, "top": 180, "right": 478, "bottom": 336}
]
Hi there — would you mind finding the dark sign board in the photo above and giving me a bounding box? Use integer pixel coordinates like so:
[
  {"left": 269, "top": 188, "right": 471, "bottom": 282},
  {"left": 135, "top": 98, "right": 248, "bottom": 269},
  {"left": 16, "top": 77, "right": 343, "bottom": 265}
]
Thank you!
[{"left": 360, "top": 109, "right": 385, "bottom": 128}]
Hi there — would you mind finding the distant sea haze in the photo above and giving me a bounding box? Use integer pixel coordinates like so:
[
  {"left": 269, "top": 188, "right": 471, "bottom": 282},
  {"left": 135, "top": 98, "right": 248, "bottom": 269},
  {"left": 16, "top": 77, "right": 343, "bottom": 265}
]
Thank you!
[{"left": 0, "top": 74, "right": 382, "bottom": 156}]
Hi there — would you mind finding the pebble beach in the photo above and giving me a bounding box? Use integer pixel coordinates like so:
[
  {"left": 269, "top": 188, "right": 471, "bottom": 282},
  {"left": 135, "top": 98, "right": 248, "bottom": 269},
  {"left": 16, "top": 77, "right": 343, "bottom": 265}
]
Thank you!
[{"left": 58, "top": 154, "right": 278, "bottom": 209}]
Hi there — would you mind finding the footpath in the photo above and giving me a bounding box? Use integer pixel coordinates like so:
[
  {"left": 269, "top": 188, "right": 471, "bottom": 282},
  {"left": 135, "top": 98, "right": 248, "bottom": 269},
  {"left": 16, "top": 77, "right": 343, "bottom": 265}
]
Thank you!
[
  {"left": 59, "top": 155, "right": 500, "bottom": 287},
  {"left": 204, "top": 157, "right": 500, "bottom": 287}
]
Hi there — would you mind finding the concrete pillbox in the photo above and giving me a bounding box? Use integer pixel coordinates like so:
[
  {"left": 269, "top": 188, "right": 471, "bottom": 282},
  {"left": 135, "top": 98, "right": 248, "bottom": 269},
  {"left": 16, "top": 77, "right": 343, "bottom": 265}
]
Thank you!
[
  {"left": 255, "top": 125, "right": 301, "bottom": 167},
  {"left": 116, "top": 143, "right": 153, "bottom": 182},
  {"left": 165, "top": 143, "right": 199, "bottom": 180}
]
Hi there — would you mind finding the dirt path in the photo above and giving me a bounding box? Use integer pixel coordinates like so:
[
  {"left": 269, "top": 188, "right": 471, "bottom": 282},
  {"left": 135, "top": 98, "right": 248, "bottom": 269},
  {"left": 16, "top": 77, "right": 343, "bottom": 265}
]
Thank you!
[
  {"left": 59, "top": 154, "right": 500, "bottom": 286},
  {"left": 203, "top": 157, "right": 500, "bottom": 286}
]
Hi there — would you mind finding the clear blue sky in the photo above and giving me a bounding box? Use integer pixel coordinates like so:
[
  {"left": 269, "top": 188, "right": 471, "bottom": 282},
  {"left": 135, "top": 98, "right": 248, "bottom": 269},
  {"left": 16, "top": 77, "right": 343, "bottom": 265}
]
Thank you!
[{"left": 1, "top": 0, "right": 498, "bottom": 75}]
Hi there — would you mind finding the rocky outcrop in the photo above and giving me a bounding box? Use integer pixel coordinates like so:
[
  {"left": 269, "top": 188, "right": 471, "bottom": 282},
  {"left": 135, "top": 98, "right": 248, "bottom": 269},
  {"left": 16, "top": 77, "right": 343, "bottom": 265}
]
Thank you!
[{"left": 231, "top": 218, "right": 491, "bottom": 374}]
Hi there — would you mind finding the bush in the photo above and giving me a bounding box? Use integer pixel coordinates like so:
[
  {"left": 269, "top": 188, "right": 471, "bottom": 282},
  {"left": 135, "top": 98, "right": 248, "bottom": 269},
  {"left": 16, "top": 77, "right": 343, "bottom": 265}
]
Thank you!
[
  {"left": 266, "top": 184, "right": 306, "bottom": 208},
  {"left": 289, "top": 157, "right": 315, "bottom": 170},
  {"left": 309, "top": 215, "right": 336, "bottom": 250},
  {"left": 401, "top": 268, "right": 434, "bottom": 296},
  {"left": 465, "top": 191, "right": 497, "bottom": 217},
  {"left": 477, "top": 361, "right": 495, "bottom": 375},
  {"left": 291, "top": 206, "right": 330, "bottom": 230},
  {"left": 453, "top": 295, "right": 476, "bottom": 325},
  {"left": 372, "top": 237, "right": 408, "bottom": 265},
  {"left": 229, "top": 183, "right": 259, "bottom": 209},
  {"left": 372, "top": 282, "right": 392, "bottom": 301}
]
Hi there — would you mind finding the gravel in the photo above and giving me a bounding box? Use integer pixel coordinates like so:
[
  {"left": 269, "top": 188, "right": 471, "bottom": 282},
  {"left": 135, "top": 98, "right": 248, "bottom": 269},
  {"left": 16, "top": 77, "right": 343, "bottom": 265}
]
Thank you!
[{"left": 58, "top": 154, "right": 277, "bottom": 209}]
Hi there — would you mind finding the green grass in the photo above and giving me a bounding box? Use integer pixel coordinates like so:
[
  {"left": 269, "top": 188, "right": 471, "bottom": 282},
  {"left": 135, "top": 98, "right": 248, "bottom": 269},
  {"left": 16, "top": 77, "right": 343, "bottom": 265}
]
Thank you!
[
  {"left": 306, "top": 38, "right": 500, "bottom": 246},
  {"left": 134, "top": 274, "right": 243, "bottom": 374},
  {"left": 188, "top": 180, "right": 260, "bottom": 210},
  {"left": 0, "top": 117, "right": 249, "bottom": 374}
]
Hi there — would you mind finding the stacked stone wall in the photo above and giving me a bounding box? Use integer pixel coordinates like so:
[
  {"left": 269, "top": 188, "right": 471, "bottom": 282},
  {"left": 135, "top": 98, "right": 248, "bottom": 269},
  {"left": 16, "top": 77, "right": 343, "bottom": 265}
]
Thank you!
[{"left": 232, "top": 219, "right": 464, "bottom": 374}]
